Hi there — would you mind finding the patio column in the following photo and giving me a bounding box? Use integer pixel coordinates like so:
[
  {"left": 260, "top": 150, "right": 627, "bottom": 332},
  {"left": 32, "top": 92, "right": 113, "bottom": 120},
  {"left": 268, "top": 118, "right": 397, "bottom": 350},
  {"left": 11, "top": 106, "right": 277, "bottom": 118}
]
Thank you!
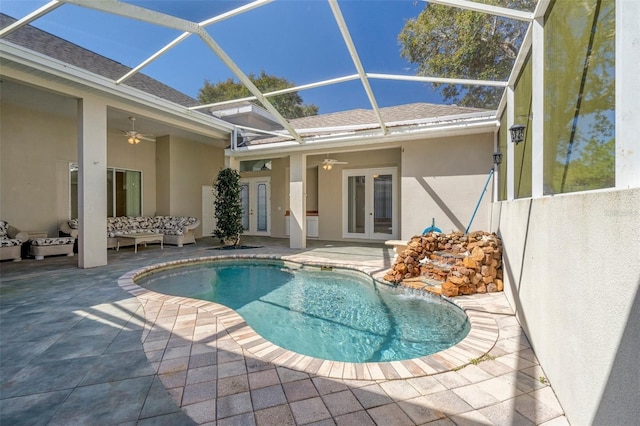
[
  {"left": 77, "top": 96, "right": 108, "bottom": 268},
  {"left": 616, "top": 0, "right": 640, "bottom": 188},
  {"left": 289, "top": 153, "right": 306, "bottom": 249},
  {"left": 531, "top": 15, "right": 545, "bottom": 198}
]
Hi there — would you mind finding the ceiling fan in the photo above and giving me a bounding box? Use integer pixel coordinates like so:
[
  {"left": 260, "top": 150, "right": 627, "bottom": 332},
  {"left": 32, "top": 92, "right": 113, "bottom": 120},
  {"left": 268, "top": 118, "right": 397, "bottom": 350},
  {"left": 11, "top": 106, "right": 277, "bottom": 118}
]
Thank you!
[
  {"left": 321, "top": 157, "right": 348, "bottom": 170},
  {"left": 121, "top": 116, "right": 155, "bottom": 144}
]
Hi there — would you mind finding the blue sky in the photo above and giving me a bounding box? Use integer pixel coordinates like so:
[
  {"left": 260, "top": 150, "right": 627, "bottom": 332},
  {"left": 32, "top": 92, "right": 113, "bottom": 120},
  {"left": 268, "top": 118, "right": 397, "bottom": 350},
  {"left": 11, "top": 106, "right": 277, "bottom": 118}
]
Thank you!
[{"left": 2, "top": 1, "right": 445, "bottom": 114}]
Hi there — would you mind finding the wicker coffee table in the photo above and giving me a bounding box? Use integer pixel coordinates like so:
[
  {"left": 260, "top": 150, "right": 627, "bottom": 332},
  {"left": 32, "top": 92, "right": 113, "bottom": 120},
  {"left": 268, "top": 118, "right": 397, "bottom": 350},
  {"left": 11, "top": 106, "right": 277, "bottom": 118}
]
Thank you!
[{"left": 116, "top": 233, "right": 163, "bottom": 253}]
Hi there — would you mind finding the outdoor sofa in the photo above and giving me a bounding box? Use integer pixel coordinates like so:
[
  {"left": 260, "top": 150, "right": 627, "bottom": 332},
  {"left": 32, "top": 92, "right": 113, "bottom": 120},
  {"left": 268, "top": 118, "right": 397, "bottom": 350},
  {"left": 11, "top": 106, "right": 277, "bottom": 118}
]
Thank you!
[
  {"left": 0, "top": 220, "right": 27, "bottom": 261},
  {"left": 60, "top": 216, "right": 200, "bottom": 249}
]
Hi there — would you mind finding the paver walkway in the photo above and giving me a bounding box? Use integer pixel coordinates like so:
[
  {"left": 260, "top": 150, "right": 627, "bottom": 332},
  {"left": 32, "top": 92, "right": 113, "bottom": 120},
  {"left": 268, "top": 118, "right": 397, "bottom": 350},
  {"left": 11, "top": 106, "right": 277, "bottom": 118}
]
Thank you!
[{"left": 0, "top": 237, "right": 568, "bottom": 425}]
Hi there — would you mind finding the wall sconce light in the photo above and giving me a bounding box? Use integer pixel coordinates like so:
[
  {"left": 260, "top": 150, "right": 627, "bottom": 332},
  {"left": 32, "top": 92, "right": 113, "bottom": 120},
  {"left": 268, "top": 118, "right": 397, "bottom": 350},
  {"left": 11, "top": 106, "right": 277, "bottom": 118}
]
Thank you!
[
  {"left": 493, "top": 152, "right": 503, "bottom": 165},
  {"left": 509, "top": 124, "right": 526, "bottom": 144}
]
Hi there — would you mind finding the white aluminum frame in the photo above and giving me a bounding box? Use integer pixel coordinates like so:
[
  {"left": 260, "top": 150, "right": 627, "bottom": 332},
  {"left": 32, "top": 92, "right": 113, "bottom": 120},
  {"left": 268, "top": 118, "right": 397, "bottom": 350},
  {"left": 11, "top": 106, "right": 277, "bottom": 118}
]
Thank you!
[{"left": 1, "top": 0, "right": 534, "bottom": 147}]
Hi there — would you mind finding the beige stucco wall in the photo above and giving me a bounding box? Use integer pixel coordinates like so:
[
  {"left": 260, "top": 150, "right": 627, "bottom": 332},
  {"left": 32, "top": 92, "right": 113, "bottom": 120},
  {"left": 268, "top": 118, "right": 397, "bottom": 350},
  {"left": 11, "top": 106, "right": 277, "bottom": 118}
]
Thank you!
[
  {"left": 1, "top": 90, "right": 224, "bottom": 240},
  {"left": 0, "top": 102, "right": 77, "bottom": 236},
  {"left": 0, "top": 99, "right": 161, "bottom": 236},
  {"left": 162, "top": 135, "right": 225, "bottom": 237},
  {"left": 246, "top": 139, "right": 493, "bottom": 243},
  {"left": 107, "top": 132, "right": 157, "bottom": 217},
  {"left": 400, "top": 133, "right": 495, "bottom": 239},
  {"left": 495, "top": 188, "right": 640, "bottom": 426},
  {"left": 155, "top": 136, "right": 171, "bottom": 216},
  {"left": 313, "top": 149, "right": 401, "bottom": 241},
  {"left": 267, "top": 157, "right": 288, "bottom": 238}
]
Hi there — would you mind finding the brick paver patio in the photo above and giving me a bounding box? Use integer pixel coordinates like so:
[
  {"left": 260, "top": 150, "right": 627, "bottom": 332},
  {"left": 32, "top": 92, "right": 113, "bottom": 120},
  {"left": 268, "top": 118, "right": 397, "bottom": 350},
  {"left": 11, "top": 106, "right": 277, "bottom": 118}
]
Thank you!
[{"left": 0, "top": 237, "right": 567, "bottom": 425}]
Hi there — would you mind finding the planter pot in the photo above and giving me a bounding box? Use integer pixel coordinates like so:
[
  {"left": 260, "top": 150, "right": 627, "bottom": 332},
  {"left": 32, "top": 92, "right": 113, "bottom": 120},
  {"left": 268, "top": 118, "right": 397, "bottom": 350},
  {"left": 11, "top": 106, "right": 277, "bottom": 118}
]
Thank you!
[{"left": 223, "top": 235, "right": 240, "bottom": 246}]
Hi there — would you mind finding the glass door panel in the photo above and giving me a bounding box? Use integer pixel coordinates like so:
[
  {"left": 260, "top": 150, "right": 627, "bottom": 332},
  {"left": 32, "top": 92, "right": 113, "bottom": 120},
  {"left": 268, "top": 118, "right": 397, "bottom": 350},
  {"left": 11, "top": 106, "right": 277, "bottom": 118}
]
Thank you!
[
  {"left": 70, "top": 163, "right": 141, "bottom": 219},
  {"left": 257, "top": 183, "right": 267, "bottom": 232},
  {"left": 107, "top": 169, "right": 114, "bottom": 217},
  {"left": 240, "top": 178, "right": 270, "bottom": 235},
  {"left": 347, "top": 175, "right": 366, "bottom": 234},
  {"left": 124, "top": 170, "right": 141, "bottom": 216},
  {"left": 343, "top": 168, "right": 397, "bottom": 240},
  {"left": 373, "top": 174, "right": 393, "bottom": 235},
  {"left": 240, "top": 183, "right": 249, "bottom": 231}
]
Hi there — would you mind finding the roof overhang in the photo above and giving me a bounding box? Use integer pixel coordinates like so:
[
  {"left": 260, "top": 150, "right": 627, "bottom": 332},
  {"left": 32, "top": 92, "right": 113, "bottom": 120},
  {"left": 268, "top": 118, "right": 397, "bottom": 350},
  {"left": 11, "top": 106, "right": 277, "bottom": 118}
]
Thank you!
[
  {"left": 226, "top": 112, "right": 499, "bottom": 158},
  {"left": 0, "top": 39, "right": 235, "bottom": 140}
]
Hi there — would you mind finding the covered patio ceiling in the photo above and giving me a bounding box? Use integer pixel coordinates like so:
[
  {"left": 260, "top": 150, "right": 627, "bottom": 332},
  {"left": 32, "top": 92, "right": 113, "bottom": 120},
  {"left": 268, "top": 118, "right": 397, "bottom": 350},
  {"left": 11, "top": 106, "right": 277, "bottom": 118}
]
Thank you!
[{"left": 1, "top": 0, "right": 542, "bottom": 145}]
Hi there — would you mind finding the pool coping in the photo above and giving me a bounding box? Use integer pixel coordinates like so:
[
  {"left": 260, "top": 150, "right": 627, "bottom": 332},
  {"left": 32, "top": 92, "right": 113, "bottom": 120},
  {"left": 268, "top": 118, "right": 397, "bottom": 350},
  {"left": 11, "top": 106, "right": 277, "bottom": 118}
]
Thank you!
[{"left": 117, "top": 254, "right": 499, "bottom": 380}]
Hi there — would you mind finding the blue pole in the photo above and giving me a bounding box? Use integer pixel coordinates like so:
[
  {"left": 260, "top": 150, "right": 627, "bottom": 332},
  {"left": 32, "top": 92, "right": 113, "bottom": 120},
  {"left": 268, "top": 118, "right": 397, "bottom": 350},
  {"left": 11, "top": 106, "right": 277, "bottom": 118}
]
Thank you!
[{"left": 465, "top": 168, "right": 494, "bottom": 234}]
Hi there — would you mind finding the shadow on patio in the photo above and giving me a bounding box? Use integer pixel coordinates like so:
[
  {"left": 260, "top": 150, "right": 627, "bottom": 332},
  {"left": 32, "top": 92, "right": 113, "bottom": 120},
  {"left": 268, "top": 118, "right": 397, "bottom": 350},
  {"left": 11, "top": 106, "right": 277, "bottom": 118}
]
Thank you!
[{"left": 0, "top": 237, "right": 566, "bottom": 425}]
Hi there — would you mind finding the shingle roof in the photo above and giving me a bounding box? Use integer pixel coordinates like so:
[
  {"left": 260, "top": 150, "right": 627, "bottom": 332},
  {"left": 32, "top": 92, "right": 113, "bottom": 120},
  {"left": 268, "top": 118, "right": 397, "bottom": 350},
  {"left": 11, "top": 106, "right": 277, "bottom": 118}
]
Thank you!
[
  {"left": 240, "top": 102, "right": 492, "bottom": 145},
  {"left": 288, "top": 103, "right": 487, "bottom": 129},
  {"left": 0, "top": 13, "right": 199, "bottom": 108}
]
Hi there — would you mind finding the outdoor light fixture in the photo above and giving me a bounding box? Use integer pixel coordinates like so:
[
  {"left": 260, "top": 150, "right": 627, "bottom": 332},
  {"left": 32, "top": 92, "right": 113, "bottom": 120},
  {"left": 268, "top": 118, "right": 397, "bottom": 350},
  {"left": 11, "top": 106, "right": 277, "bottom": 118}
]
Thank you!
[
  {"left": 493, "top": 152, "right": 503, "bottom": 165},
  {"left": 509, "top": 124, "right": 526, "bottom": 144}
]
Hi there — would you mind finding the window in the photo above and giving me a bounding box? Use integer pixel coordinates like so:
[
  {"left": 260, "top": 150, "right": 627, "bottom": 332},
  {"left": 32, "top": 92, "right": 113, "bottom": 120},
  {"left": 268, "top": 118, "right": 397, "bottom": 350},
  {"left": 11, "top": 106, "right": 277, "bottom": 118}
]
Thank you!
[
  {"left": 70, "top": 163, "right": 142, "bottom": 218},
  {"left": 514, "top": 54, "right": 532, "bottom": 199},
  {"left": 240, "top": 159, "right": 272, "bottom": 172},
  {"left": 498, "top": 111, "right": 507, "bottom": 201},
  {"left": 543, "top": 0, "right": 615, "bottom": 194}
]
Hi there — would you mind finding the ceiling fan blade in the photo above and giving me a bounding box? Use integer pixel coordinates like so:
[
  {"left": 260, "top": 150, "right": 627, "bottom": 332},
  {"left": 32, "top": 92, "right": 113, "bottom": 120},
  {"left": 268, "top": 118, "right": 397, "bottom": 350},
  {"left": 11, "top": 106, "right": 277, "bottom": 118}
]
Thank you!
[
  {"left": 323, "top": 159, "right": 348, "bottom": 165},
  {"left": 138, "top": 134, "right": 156, "bottom": 142}
]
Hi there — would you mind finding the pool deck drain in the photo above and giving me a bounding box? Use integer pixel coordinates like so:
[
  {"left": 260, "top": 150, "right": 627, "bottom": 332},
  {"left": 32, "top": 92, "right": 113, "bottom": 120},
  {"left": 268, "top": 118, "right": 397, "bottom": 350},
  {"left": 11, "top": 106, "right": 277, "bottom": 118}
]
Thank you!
[{"left": 1, "top": 237, "right": 568, "bottom": 425}]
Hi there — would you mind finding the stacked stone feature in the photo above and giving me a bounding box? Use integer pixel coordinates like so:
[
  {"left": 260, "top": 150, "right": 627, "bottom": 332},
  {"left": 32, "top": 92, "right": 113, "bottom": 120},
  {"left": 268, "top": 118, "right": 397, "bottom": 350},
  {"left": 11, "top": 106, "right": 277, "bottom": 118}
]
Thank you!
[{"left": 383, "top": 231, "right": 503, "bottom": 297}]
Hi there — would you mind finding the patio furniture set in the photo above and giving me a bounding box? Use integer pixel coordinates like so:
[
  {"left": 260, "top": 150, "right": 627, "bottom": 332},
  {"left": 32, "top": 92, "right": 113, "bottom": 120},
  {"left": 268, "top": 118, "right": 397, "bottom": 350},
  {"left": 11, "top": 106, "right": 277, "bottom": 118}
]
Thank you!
[
  {"left": 1, "top": 215, "right": 199, "bottom": 261},
  {"left": 0, "top": 220, "right": 74, "bottom": 261}
]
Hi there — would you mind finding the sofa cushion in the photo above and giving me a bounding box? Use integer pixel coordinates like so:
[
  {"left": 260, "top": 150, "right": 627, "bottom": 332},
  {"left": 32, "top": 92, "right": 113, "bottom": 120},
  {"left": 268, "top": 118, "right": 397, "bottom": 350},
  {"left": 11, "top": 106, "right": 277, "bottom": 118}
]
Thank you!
[
  {"left": 1, "top": 238, "right": 22, "bottom": 247},
  {"left": 162, "top": 229, "right": 184, "bottom": 236},
  {"left": 0, "top": 220, "right": 8, "bottom": 239},
  {"left": 1, "top": 220, "right": 24, "bottom": 245},
  {"left": 99, "top": 216, "right": 197, "bottom": 238},
  {"left": 31, "top": 237, "right": 75, "bottom": 246}
]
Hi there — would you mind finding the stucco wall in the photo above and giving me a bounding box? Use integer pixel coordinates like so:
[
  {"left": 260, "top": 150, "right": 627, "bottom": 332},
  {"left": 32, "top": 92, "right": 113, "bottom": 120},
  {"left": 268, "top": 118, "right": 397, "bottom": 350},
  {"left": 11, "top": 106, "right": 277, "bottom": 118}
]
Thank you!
[
  {"left": 495, "top": 188, "right": 640, "bottom": 425},
  {"left": 165, "top": 135, "right": 225, "bottom": 237},
  {"left": 107, "top": 132, "right": 157, "bottom": 217},
  {"left": 0, "top": 102, "right": 76, "bottom": 236},
  {"left": 0, "top": 100, "right": 162, "bottom": 236},
  {"left": 314, "top": 149, "right": 401, "bottom": 241},
  {"left": 155, "top": 136, "right": 171, "bottom": 216},
  {"left": 268, "top": 157, "right": 288, "bottom": 238},
  {"left": 1, "top": 94, "right": 223, "bottom": 240},
  {"left": 400, "top": 133, "right": 495, "bottom": 239}
]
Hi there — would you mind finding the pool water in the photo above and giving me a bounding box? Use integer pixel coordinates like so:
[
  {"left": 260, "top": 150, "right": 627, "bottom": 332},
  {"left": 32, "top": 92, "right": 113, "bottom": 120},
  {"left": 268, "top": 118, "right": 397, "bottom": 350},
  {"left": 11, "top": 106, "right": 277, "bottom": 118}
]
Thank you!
[{"left": 138, "top": 260, "right": 470, "bottom": 363}]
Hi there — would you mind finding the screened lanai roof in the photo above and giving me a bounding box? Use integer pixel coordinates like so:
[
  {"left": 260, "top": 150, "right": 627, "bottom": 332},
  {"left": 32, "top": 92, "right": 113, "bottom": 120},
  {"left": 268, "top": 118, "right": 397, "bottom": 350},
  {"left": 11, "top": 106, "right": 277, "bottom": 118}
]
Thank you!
[{"left": 0, "top": 0, "right": 540, "bottom": 146}]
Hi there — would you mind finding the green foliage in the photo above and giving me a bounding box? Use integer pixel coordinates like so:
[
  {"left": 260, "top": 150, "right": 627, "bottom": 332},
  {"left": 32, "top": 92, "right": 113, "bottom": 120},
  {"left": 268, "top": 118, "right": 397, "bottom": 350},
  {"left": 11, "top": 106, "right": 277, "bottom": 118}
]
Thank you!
[
  {"left": 543, "top": 0, "right": 615, "bottom": 194},
  {"left": 198, "top": 69, "right": 319, "bottom": 119},
  {"left": 398, "top": 0, "right": 534, "bottom": 108},
  {"left": 469, "top": 353, "right": 496, "bottom": 365},
  {"left": 212, "top": 168, "right": 244, "bottom": 246}
]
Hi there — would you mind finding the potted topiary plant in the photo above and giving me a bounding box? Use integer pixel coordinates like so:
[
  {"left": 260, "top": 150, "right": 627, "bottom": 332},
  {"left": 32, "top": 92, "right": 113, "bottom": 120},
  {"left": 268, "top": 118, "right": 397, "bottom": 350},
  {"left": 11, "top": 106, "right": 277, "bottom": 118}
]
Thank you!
[{"left": 212, "top": 167, "right": 244, "bottom": 247}]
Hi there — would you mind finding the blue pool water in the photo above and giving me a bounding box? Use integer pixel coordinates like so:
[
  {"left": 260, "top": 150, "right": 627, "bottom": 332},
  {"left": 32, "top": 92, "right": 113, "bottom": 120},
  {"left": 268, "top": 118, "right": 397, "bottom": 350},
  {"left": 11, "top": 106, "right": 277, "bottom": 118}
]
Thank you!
[{"left": 137, "top": 259, "right": 470, "bottom": 363}]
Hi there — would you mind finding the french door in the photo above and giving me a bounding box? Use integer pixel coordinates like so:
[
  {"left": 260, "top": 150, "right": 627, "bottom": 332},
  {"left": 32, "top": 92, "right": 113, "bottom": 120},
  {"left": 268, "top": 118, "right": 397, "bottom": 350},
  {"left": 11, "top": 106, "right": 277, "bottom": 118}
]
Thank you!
[
  {"left": 342, "top": 168, "right": 397, "bottom": 240},
  {"left": 240, "top": 177, "right": 270, "bottom": 235}
]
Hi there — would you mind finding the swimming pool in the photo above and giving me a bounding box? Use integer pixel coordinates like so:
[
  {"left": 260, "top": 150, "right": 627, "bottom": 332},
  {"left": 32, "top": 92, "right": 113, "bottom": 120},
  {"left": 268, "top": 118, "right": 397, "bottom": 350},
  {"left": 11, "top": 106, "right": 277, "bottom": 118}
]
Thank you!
[{"left": 137, "top": 259, "right": 470, "bottom": 363}]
